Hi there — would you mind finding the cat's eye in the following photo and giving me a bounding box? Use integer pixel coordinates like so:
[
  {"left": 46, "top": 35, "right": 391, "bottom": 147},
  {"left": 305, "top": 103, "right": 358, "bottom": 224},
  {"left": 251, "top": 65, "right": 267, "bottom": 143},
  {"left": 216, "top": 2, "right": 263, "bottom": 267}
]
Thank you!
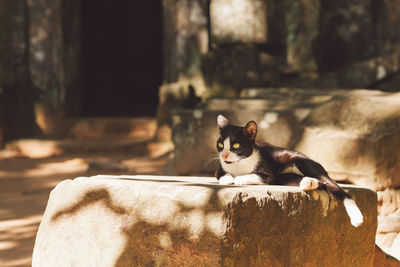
[
  {"left": 218, "top": 142, "right": 224, "bottom": 148},
  {"left": 232, "top": 143, "right": 240, "bottom": 149}
]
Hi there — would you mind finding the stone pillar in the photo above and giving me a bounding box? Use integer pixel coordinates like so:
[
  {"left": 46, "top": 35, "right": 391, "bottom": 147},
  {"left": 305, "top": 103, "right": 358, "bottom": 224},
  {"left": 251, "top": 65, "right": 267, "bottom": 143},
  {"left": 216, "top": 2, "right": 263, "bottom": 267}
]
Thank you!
[
  {"left": 284, "top": 0, "right": 320, "bottom": 74},
  {"left": 315, "top": 0, "right": 376, "bottom": 73},
  {"left": 28, "top": 0, "right": 64, "bottom": 104},
  {"left": 28, "top": 0, "right": 66, "bottom": 136},
  {"left": 60, "top": 0, "right": 82, "bottom": 117},
  {"left": 162, "top": 0, "right": 209, "bottom": 84},
  {"left": 0, "top": 0, "right": 37, "bottom": 143},
  {"left": 157, "top": 0, "right": 209, "bottom": 142}
]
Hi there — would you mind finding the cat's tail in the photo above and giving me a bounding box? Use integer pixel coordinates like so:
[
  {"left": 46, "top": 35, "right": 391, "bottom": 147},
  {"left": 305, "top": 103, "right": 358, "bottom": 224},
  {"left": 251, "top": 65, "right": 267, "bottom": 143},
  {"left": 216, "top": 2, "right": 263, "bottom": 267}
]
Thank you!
[
  {"left": 322, "top": 177, "right": 364, "bottom": 227},
  {"left": 343, "top": 198, "right": 364, "bottom": 227}
]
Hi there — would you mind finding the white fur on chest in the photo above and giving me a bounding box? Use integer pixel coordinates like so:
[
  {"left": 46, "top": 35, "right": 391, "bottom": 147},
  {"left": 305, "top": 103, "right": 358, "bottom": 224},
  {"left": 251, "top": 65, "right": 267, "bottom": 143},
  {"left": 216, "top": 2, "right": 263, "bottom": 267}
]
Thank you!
[{"left": 220, "top": 149, "right": 260, "bottom": 177}]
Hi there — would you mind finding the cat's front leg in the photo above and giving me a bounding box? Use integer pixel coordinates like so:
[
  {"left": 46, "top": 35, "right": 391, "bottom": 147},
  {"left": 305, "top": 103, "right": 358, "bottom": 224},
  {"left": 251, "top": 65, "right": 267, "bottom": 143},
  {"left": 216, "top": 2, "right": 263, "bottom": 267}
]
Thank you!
[
  {"left": 219, "top": 174, "right": 235, "bottom": 185},
  {"left": 234, "top": 174, "right": 265, "bottom": 185}
]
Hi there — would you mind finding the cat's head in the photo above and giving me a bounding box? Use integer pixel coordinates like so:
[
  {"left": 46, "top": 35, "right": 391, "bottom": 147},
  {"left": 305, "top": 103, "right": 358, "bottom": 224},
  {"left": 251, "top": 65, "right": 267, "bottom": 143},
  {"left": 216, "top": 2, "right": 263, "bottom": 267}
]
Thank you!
[{"left": 216, "top": 115, "right": 257, "bottom": 164}]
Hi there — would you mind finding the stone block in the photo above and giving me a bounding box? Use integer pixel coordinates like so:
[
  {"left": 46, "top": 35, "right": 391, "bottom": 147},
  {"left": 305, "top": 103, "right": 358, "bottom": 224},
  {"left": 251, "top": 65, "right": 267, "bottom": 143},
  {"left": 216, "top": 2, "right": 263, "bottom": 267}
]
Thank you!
[
  {"left": 390, "top": 233, "right": 400, "bottom": 260},
  {"left": 319, "top": 50, "right": 400, "bottom": 89},
  {"left": 162, "top": 0, "right": 209, "bottom": 83},
  {"left": 374, "top": 245, "right": 400, "bottom": 267},
  {"left": 376, "top": 189, "right": 400, "bottom": 252},
  {"left": 210, "top": 0, "right": 267, "bottom": 45},
  {"left": 296, "top": 91, "right": 400, "bottom": 190},
  {"left": 200, "top": 46, "right": 266, "bottom": 97},
  {"left": 33, "top": 175, "right": 377, "bottom": 267},
  {"left": 280, "top": 0, "right": 400, "bottom": 83},
  {"left": 284, "top": 0, "right": 320, "bottom": 72},
  {"left": 171, "top": 109, "right": 302, "bottom": 175}
]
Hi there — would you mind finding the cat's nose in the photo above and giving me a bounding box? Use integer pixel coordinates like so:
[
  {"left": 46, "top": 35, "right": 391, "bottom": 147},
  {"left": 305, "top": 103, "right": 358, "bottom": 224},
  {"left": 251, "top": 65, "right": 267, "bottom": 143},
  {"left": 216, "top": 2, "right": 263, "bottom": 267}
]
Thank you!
[{"left": 222, "top": 153, "right": 229, "bottom": 160}]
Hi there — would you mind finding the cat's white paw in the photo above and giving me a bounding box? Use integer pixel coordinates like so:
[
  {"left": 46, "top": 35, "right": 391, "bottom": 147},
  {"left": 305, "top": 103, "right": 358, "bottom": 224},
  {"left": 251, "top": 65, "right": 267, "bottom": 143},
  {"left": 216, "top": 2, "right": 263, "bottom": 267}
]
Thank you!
[
  {"left": 219, "top": 175, "right": 234, "bottom": 185},
  {"left": 234, "top": 174, "right": 264, "bottom": 185},
  {"left": 299, "top": 177, "right": 320, "bottom": 191}
]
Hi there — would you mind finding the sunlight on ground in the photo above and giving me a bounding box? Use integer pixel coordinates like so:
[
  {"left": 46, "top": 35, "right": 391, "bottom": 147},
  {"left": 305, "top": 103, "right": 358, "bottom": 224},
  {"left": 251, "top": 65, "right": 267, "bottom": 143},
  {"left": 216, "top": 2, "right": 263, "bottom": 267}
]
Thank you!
[
  {"left": 0, "top": 215, "right": 42, "bottom": 267},
  {"left": 122, "top": 158, "right": 167, "bottom": 173},
  {"left": 0, "top": 158, "right": 89, "bottom": 177},
  {"left": 25, "top": 158, "right": 88, "bottom": 176},
  {"left": 11, "top": 140, "right": 61, "bottom": 158}
]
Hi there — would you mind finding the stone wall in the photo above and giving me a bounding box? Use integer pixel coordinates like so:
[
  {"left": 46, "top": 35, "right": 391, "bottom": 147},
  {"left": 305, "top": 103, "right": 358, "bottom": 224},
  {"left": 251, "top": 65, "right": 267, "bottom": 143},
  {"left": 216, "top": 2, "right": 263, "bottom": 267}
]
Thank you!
[{"left": 160, "top": 0, "right": 400, "bottom": 100}]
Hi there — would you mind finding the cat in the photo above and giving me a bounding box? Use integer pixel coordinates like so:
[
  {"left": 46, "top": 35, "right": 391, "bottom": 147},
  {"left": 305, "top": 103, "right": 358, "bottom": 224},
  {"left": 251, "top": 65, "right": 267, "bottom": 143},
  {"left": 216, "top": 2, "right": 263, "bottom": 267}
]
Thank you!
[{"left": 215, "top": 115, "right": 364, "bottom": 227}]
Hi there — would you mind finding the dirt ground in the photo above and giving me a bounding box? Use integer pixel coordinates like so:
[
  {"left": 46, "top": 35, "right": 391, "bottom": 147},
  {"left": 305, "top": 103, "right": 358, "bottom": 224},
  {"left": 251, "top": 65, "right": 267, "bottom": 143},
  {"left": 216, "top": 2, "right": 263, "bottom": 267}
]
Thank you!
[{"left": 0, "top": 151, "right": 169, "bottom": 267}]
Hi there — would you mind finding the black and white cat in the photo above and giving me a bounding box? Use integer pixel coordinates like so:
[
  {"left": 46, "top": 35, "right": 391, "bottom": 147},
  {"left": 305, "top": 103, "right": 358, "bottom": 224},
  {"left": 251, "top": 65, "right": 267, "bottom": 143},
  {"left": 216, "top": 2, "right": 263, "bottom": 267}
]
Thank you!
[{"left": 215, "top": 115, "right": 363, "bottom": 227}]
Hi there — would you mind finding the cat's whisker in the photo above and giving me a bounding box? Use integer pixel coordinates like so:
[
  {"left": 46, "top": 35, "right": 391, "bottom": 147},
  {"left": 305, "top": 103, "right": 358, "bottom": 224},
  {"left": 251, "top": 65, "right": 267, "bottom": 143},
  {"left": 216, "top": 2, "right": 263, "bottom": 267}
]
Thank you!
[{"left": 204, "top": 153, "right": 220, "bottom": 167}]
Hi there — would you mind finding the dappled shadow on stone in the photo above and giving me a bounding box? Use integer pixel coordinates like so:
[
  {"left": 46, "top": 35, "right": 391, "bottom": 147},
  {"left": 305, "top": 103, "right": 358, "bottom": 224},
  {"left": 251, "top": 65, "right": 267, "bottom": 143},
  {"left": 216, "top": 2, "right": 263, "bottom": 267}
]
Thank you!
[
  {"left": 51, "top": 188, "right": 128, "bottom": 222},
  {"left": 115, "top": 221, "right": 222, "bottom": 266},
  {"left": 112, "top": 179, "right": 226, "bottom": 266},
  {"left": 32, "top": 176, "right": 378, "bottom": 266},
  {"left": 38, "top": 178, "right": 228, "bottom": 266}
]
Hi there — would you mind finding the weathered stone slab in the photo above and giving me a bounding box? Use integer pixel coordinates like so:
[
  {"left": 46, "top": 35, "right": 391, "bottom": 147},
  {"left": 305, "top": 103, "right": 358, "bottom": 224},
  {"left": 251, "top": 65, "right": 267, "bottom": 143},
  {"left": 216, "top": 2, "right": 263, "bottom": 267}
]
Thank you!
[
  {"left": 206, "top": 98, "right": 313, "bottom": 111},
  {"left": 390, "top": 233, "right": 400, "bottom": 260},
  {"left": 374, "top": 245, "right": 400, "bottom": 267},
  {"left": 297, "top": 91, "right": 400, "bottom": 190},
  {"left": 239, "top": 87, "right": 383, "bottom": 100},
  {"left": 33, "top": 175, "right": 377, "bottom": 267},
  {"left": 376, "top": 189, "right": 400, "bottom": 258}
]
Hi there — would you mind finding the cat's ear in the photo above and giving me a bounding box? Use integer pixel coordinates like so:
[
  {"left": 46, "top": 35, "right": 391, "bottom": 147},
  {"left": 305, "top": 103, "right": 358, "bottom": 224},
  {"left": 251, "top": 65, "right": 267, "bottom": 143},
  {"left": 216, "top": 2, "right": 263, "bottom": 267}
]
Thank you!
[
  {"left": 217, "top": 115, "right": 231, "bottom": 129},
  {"left": 243, "top": 121, "right": 257, "bottom": 142}
]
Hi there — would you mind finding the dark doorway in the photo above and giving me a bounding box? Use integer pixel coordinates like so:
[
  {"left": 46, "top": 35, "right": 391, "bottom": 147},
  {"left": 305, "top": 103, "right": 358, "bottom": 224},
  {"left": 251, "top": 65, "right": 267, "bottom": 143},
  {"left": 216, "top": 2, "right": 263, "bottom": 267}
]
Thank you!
[{"left": 81, "top": 0, "right": 162, "bottom": 117}]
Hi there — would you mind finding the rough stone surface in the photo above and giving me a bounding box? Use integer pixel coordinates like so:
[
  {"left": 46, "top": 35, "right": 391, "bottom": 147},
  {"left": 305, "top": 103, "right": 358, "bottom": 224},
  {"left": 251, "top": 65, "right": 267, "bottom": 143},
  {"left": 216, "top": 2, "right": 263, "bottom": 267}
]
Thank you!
[
  {"left": 33, "top": 175, "right": 377, "bottom": 267},
  {"left": 315, "top": 0, "right": 376, "bottom": 72},
  {"left": 210, "top": 0, "right": 267, "bottom": 45},
  {"left": 201, "top": 46, "right": 272, "bottom": 97},
  {"left": 390, "top": 233, "right": 400, "bottom": 260},
  {"left": 282, "top": 0, "right": 400, "bottom": 76},
  {"left": 162, "top": 0, "right": 208, "bottom": 84},
  {"left": 297, "top": 91, "right": 400, "bottom": 190},
  {"left": 28, "top": 0, "right": 63, "bottom": 101},
  {"left": 377, "top": 189, "right": 400, "bottom": 232},
  {"left": 374, "top": 245, "right": 400, "bottom": 267},
  {"left": 284, "top": 0, "right": 320, "bottom": 72},
  {"left": 318, "top": 50, "right": 400, "bottom": 89}
]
